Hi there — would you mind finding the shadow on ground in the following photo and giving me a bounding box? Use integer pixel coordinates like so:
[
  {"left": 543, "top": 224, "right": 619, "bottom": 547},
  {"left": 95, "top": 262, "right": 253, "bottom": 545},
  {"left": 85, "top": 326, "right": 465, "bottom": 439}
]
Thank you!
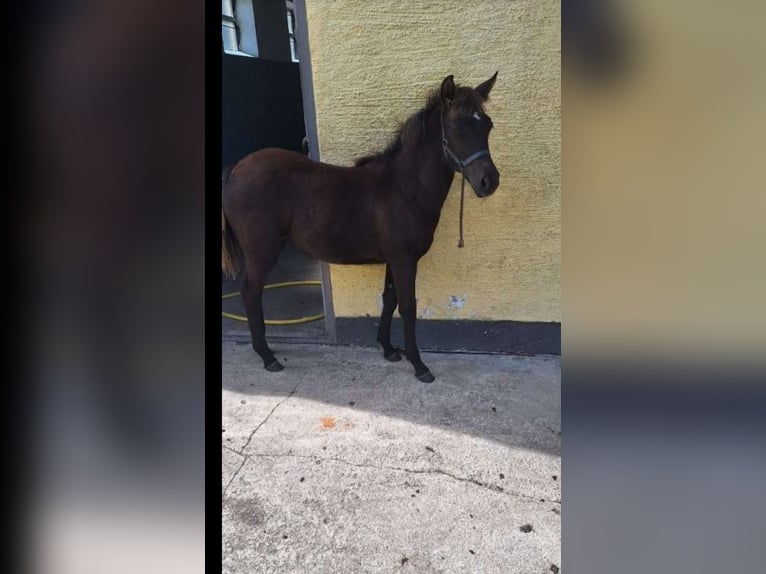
[{"left": 223, "top": 342, "right": 560, "bottom": 456}]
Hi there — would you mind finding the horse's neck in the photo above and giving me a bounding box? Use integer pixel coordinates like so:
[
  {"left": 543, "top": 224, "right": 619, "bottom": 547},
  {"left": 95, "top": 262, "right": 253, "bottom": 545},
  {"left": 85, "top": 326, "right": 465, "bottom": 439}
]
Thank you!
[{"left": 396, "top": 122, "right": 455, "bottom": 215}]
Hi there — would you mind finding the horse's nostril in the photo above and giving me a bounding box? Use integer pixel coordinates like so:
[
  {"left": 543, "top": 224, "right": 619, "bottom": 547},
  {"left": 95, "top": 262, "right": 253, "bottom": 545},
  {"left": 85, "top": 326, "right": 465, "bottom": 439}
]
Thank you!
[{"left": 481, "top": 176, "right": 489, "bottom": 189}]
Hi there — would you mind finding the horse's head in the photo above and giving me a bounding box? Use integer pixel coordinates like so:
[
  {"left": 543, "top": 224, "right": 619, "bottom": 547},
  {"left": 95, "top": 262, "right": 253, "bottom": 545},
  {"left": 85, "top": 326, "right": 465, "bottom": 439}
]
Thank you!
[{"left": 439, "top": 73, "right": 500, "bottom": 198}]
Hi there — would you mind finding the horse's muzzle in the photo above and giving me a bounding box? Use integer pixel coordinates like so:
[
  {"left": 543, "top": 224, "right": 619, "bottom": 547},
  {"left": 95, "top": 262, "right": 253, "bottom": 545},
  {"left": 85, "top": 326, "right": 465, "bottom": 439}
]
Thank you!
[{"left": 469, "top": 164, "right": 500, "bottom": 197}]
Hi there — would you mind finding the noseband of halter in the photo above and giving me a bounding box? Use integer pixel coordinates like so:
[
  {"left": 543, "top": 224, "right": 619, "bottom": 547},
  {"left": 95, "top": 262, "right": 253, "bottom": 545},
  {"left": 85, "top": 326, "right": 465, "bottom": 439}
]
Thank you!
[{"left": 440, "top": 103, "right": 490, "bottom": 248}]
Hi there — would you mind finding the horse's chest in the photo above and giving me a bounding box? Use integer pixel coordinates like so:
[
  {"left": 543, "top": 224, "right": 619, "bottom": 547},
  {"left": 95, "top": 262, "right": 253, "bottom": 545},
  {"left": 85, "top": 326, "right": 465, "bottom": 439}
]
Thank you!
[{"left": 402, "top": 218, "right": 438, "bottom": 257}]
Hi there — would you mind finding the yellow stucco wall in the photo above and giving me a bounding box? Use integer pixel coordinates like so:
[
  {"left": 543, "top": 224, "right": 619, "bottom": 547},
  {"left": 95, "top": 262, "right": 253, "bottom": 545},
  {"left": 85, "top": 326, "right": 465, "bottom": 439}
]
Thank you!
[{"left": 305, "top": 0, "right": 560, "bottom": 322}]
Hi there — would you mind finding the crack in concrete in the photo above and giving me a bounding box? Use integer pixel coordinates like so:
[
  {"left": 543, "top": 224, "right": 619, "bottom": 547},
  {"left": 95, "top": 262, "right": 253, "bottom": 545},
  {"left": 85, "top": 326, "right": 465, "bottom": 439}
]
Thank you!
[
  {"left": 540, "top": 423, "right": 562, "bottom": 436},
  {"left": 223, "top": 444, "right": 243, "bottom": 456},
  {"left": 223, "top": 455, "right": 248, "bottom": 495},
  {"left": 222, "top": 387, "right": 298, "bottom": 495},
  {"left": 222, "top": 362, "right": 323, "bottom": 495},
  {"left": 239, "top": 384, "right": 301, "bottom": 454},
  {"left": 245, "top": 451, "right": 559, "bottom": 505},
  {"left": 531, "top": 415, "right": 561, "bottom": 437}
]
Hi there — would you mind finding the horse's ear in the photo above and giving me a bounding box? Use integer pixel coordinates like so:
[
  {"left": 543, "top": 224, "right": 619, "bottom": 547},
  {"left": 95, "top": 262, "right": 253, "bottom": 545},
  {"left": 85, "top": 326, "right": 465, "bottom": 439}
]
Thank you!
[
  {"left": 475, "top": 71, "right": 498, "bottom": 101},
  {"left": 440, "top": 75, "right": 456, "bottom": 104}
]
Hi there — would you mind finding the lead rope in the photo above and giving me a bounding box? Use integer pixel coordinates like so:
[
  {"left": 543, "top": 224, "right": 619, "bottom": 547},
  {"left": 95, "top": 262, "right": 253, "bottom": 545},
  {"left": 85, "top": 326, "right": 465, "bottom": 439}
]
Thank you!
[
  {"left": 458, "top": 170, "right": 466, "bottom": 248},
  {"left": 441, "top": 101, "right": 490, "bottom": 248},
  {"left": 442, "top": 101, "right": 466, "bottom": 248}
]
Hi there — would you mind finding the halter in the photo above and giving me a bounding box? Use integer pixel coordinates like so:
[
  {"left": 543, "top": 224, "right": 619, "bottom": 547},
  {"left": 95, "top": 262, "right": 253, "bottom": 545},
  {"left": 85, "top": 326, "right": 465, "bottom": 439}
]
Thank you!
[{"left": 440, "top": 103, "right": 491, "bottom": 248}]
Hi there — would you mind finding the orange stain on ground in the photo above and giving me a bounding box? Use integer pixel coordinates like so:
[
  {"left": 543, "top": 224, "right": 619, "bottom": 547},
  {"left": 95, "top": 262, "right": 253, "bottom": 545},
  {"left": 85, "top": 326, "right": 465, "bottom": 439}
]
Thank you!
[
  {"left": 320, "top": 416, "right": 355, "bottom": 431},
  {"left": 320, "top": 416, "right": 337, "bottom": 429}
]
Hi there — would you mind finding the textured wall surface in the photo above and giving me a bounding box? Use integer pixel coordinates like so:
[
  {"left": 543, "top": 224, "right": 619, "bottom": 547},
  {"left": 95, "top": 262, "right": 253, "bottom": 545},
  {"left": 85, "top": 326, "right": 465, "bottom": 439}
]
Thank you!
[{"left": 306, "top": 0, "right": 560, "bottom": 322}]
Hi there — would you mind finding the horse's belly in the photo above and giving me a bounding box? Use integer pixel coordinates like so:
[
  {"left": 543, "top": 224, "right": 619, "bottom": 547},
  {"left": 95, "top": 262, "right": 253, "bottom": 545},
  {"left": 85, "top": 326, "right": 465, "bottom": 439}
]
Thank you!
[
  {"left": 324, "top": 254, "right": 383, "bottom": 265},
  {"left": 293, "top": 235, "right": 383, "bottom": 265}
]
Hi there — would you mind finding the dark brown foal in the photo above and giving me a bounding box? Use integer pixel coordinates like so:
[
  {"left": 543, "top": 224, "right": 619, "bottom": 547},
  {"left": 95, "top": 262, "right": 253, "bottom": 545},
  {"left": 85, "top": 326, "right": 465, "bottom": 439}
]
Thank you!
[{"left": 222, "top": 73, "right": 499, "bottom": 382}]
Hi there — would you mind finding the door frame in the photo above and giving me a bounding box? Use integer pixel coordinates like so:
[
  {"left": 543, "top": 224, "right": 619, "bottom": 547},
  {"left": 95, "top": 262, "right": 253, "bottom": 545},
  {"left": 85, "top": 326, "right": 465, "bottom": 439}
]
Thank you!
[{"left": 294, "top": 0, "right": 337, "bottom": 343}]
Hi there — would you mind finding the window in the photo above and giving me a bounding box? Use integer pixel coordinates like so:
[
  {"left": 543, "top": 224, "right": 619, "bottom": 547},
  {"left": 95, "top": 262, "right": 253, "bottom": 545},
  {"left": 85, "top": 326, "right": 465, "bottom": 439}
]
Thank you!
[
  {"left": 222, "top": 0, "right": 258, "bottom": 57},
  {"left": 222, "top": 0, "right": 298, "bottom": 62},
  {"left": 286, "top": 1, "right": 299, "bottom": 62}
]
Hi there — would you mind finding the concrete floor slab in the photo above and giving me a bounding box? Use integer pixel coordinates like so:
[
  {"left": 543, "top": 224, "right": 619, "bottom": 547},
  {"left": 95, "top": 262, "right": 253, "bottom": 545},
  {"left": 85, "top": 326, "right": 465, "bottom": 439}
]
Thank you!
[{"left": 222, "top": 342, "right": 560, "bottom": 573}]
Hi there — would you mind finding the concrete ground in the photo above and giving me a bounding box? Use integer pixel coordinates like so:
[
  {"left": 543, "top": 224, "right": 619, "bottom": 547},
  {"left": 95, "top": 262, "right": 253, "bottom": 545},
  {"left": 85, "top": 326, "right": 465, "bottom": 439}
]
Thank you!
[{"left": 222, "top": 342, "right": 561, "bottom": 574}]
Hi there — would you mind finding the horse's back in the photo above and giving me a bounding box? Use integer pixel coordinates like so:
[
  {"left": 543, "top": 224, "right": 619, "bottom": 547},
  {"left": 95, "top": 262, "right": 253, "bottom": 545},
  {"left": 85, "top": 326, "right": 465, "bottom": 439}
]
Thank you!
[
  {"left": 222, "top": 147, "right": 387, "bottom": 262},
  {"left": 225, "top": 147, "right": 368, "bottom": 203},
  {"left": 229, "top": 148, "right": 313, "bottom": 184},
  {"left": 224, "top": 149, "right": 305, "bottom": 208}
]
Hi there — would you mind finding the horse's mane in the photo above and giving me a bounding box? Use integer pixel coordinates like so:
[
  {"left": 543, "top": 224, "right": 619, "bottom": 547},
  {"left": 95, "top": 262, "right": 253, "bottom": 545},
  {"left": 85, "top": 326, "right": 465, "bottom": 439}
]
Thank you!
[
  {"left": 222, "top": 165, "right": 234, "bottom": 185},
  {"left": 353, "top": 86, "right": 485, "bottom": 167}
]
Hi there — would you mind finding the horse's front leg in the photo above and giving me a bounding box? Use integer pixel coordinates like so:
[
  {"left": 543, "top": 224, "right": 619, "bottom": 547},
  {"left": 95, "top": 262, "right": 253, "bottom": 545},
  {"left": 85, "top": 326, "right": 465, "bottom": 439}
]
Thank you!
[
  {"left": 390, "top": 259, "right": 434, "bottom": 383},
  {"left": 376, "top": 264, "right": 402, "bottom": 361}
]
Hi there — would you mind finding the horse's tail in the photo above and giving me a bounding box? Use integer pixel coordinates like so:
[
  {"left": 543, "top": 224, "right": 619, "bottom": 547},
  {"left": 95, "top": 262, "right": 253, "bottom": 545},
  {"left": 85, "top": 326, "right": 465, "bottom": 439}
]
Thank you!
[
  {"left": 221, "top": 209, "right": 242, "bottom": 278},
  {"left": 221, "top": 167, "right": 242, "bottom": 278}
]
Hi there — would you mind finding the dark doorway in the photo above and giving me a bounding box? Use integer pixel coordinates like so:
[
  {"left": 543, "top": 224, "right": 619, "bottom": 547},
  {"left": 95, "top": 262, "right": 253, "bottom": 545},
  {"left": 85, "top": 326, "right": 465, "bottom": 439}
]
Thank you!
[{"left": 221, "top": 16, "right": 326, "bottom": 342}]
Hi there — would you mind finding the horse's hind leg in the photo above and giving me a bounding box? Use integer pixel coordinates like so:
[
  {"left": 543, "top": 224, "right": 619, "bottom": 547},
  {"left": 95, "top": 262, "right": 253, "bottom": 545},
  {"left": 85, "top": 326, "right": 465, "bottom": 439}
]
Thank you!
[
  {"left": 241, "top": 239, "right": 285, "bottom": 371},
  {"left": 376, "top": 265, "right": 402, "bottom": 361}
]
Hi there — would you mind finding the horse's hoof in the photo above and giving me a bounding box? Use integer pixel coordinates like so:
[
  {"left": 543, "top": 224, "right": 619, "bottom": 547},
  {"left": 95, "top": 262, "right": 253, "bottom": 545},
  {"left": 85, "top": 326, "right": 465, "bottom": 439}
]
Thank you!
[
  {"left": 265, "top": 360, "right": 284, "bottom": 372},
  {"left": 416, "top": 371, "right": 435, "bottom": 383},
  {"left": 384, "top": 349, "right": 402, "bottom": 362}
]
